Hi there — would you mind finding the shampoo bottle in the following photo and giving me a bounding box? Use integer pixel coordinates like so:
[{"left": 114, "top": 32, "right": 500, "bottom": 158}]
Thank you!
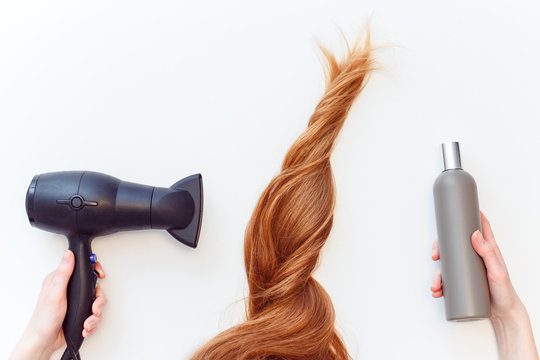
[{"left": 433, "top": 141, "right": 491, "bottom": 321}]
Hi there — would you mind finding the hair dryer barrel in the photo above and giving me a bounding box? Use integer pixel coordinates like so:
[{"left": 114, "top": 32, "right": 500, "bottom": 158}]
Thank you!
[
  {"left": 115, "top": 174, "right": 202, "bottom": 247},
  {"left": 26, "top": 171, "right": 203, "bottom": 248}
]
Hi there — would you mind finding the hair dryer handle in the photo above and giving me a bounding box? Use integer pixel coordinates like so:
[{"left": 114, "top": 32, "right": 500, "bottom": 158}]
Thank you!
[{"left": 61, "top": 234, "right": 98, "bottom": 360}]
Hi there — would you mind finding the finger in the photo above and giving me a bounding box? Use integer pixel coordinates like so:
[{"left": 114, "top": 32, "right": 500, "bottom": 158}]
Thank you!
[
  {"left": 432, "top": 240, "right": 440, "bottom": 261},
  {"left": 83, "top": 314, "right": 102, "bottom": 334},
  {"left": 85, "top": 328, "right": 97, "bottom": 338},
  {"left": 480, "top": 212, "right": 496, "bottom": 243},
  {"left": 48, "top": 250, "right": 75, "bottom": 294},
  {"left": 430, "top": 268, "right": 442, "bottom": 292},
  {"left": 432, "top": 290, "right": 443, "bottom": 298},
  {"left": 94, "top": 262, "right": 106, "bottom": 279},
  {"left": 92, "top": 286, "right": 107, "bottom": 317},
  {"left": 82, "top": 327, "right": 98, "bottom": 338},
  {"left": 471, "top": 230, "right": 509, "bottom": 282}
]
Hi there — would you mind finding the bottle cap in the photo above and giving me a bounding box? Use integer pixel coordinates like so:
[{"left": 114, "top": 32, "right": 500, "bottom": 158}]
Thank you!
[{"left": 442, "top": 141, "right": 462, "bottom": 170}]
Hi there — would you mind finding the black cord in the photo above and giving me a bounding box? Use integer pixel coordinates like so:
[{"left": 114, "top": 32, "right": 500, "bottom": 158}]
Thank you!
[{"left": 60, "top": 340, "right": 80, "bottom": 360}]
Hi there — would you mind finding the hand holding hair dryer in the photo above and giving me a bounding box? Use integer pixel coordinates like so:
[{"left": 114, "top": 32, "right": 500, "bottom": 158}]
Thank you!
[
  {"left": 433, "top": 142, "right": 490, "bottom": 321},
  {"left": 25, "top": 171, "right": 203, "bottom": 359}
]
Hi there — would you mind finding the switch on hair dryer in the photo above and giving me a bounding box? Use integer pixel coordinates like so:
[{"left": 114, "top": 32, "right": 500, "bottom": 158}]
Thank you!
[{"left": 25, "top": 171, "right": 203, "bottom": 360}]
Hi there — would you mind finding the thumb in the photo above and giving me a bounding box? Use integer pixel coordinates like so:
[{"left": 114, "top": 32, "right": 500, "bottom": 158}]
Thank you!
[
  {"left": 471, "top": 230, "right": 509, "bottom": 282},
  {"left": 50, "top": 250, "right": 75, "bottom": 294}
]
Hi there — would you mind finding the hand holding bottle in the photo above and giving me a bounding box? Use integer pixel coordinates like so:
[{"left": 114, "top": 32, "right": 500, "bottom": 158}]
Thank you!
[{"left": 431, "top": 212, "right": 539, "bottom": 360}]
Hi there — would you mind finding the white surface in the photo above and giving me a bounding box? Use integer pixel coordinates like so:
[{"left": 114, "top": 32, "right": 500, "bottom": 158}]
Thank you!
[{"left": 1, "top": 0, "right": 539, "bottom": 359}]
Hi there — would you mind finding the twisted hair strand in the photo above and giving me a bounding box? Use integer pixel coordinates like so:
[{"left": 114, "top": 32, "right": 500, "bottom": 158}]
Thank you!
[{"left": 192, "top": 32, "right": 375, "bottom": 360}]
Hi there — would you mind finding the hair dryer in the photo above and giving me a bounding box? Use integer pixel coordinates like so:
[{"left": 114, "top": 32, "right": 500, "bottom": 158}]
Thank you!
[{"left": 25, "top": 171, "right": 203, "bottom": 360}]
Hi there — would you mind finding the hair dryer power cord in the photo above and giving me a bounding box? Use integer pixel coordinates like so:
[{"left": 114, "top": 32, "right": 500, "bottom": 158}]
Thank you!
[{"left": 60, "top": 341, "right": 80, "bottom": 360}]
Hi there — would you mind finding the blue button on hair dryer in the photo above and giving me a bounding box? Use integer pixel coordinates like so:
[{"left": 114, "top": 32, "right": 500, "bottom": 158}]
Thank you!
[{"left": 25, "top": 171, "right": 203, "bottom": 360}]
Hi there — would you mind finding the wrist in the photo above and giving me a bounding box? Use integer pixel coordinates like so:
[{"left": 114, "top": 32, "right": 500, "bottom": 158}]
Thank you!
[
  {"left": 491, "top": 298, "right": 527, "bottom": 324},
  {"left": 491, "top": 301, "right": 539, "bottom": 360},
  {"left": 11, "top": 329, "right": 54, "bottom": 360},
  {"left": 491, "top": 298, "right": 528, "bottom": 343}
]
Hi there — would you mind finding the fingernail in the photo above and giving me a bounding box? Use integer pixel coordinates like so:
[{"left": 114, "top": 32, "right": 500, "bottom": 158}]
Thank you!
[
  {"left": 62, "top": 250, "right": 70, "bottom": 263},
  {"left": 474, "top": 230, "right": 484, "bottom": 243}
]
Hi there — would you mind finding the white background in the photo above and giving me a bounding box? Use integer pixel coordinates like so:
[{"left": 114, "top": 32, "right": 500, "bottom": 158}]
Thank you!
[{"left": 1, "top": 0, "right": 539, "bottom": 359}]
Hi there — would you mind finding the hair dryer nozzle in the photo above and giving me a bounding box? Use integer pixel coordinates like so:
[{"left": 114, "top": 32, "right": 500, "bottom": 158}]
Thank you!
[
  {"left": 151, "top": 174, "right": 203, "bottom": 248},
  {"left": 168, "top": 174, "right": 203, "bottom": 248}
]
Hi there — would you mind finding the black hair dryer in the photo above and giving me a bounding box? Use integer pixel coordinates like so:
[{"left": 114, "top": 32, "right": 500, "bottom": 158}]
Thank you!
[{"left": 25, "top": 171, "right": 203, "bottom": 360}]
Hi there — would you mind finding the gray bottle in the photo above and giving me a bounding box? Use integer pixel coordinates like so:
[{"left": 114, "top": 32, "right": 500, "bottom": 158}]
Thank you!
[{"left": 433, "top": 142, "right": 491, "bottom": 321}]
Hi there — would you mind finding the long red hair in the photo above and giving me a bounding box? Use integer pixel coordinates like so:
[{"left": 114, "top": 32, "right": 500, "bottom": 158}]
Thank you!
[{"left": 192, "top": 33, "right": 375, "bottom": 360}]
